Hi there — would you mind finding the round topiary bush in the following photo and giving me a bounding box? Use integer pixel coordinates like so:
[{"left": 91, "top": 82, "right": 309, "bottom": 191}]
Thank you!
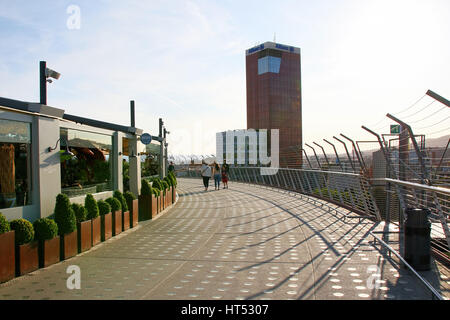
[
  {"left": 105, "top": 197, "right": 121, "bottom": 212},
  {"left": 152, "top": 187, "right": 160, "bottom": 197},
  {"left": 71, "top": 203, "right": 87, "bottom": 224},
  {"left": 161, "top": 180, "right": 169, "bottom": 195},
  {"left": 124, "top": 191, "right": 136, "bottom": 202},
  {"left": 151, "top": 178, "right": 163, "bottom": 192},
  {"left": 54, "top": 193, "right": 77, "bottom": 235},
  {"left": 113, "top": 190, "right": 128, "bottom": 212},
  {"left": 10, "top": 219, "right": 34, "bottom": 245},
  {"left": 85, "top": 194, "right": 99, "bottom": 220},
  {"left": 141, "top": 179, "right": 152, "bottom": 196},
  {"left": 97, "top": 200, "right": 111, "bottom": 216},
  {"left": 33, "top": 218, "right": 58, "bottom": 241},
  {"left": 0, "top": 212, "right": 10, "bottom": 234},
  {"left": 168, "top": 171, "right": 177, "bottom": 187}
]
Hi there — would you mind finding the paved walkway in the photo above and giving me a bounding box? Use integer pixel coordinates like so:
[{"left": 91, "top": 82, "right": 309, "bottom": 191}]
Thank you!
[{"left": 0, "top": 178, "right": 448, "bottom": 300}]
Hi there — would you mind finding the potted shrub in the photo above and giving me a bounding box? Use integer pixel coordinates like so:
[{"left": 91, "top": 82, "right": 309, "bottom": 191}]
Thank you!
[
  {"left": 114, "top": 190, "right": 129, "bottom": 232},
  {"left": 98, "top": 200, "right": 112, "bottom": 241},
  {"left": 152, "top": 178, "right": 164, "bottom": 212},
  {"left": 72, "top": 203, "right": 91, "bottom": 253},
  {"left": 152, "top": 187, "right": 160, "bottom": 217},
  {"left": 85, "top": 194, "right": 100, "bottom": 247},
  {"left": 106, "top": 197, "right": 122, "bottom": 236},
  {"left": 164, "top": 176, "right": 173, "bottom": 206},
  {"left": 10, "top": 219, "right": 38, "bottom": 276},
  {"left": 169, "top": 172, "right": 177, "bottom": 204},
  {"left": 124, "top": 191, "right": 138, "bottom": 228},
  {"left": 33, "top": 218, "right": 59, "bottom": 268},
  {"left": 139, "top": 180, "right": 153, "bottom": 221},
  {"left": 0, "top": 213, "right": 15, "bottom": 283},
  {"left": 54, "top": 194, "right": 77, "bottom": 261}
]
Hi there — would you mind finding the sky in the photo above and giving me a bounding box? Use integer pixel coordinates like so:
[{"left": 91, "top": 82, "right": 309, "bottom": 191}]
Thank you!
[{"left": 0, "top": 0, "right": 449, "bottom": 157}]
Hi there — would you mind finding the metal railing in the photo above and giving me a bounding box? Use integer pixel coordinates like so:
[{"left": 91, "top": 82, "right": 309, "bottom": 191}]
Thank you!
[
  {"left": 228, "top": 167, "right": 382, "bottom": 221},
  {"left": 370, "top": 232, "right": 444, "bottom": 300}
]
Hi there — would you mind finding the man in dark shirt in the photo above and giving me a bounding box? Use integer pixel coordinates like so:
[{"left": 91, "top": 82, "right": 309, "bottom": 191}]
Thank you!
[{"left": 168, "top": 161, "right": 175, "bottom": 173}]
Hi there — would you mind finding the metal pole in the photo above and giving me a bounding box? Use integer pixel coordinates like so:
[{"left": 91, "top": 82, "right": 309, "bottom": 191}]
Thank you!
[
  {"left": 301, "top": 148, "right": 313, "bottom": 169},
  {"left": 324, "top": 139, "right": 343, "bottom": 171},
  {"left": 159, "top": 118, "right": 164, "bottom": 179},
  {"left": 130, "top": 100, "right": 135, "bottom": 128},
  {"left": 386, "top": 113, "right": 427, "bottom": 184},
  {"left": 426, "top": 89, "right": 450, "bottom": 108},
  {"left": 333, "top": 136, "right": 356, "bottom": 173},
  {"left": 39, "top": 61, "right": 47, "bottom": 105},
  {"left": 313, "top": 142, "right": 330, "bottom": 168},
  {"left": 341, "top": 133, "right": 365, "bottom": 172},
  {"left": 305, "top": 143, "right": 322, "bottom": 169}
]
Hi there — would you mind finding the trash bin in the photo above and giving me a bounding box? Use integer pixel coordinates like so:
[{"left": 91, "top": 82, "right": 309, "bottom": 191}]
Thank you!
[{"left": 403, "top": 208, "right": 431, "bottom": 271}]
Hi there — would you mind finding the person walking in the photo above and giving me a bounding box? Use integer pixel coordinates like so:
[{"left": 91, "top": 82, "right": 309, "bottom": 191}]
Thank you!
[
  {"left": 221, "top": 160, "right": 230, "bottom": 189},
  {"left": 201, "top": 160, "right": 212, "bottom": 191},
  {"left": 213, "top": 162, "right": 221, "bottom": 190}
]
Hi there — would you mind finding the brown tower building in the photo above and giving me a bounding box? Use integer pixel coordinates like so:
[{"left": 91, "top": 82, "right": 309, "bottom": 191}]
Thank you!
[{"left": 246, "top": 41, "right": 302, "bottom": 167}]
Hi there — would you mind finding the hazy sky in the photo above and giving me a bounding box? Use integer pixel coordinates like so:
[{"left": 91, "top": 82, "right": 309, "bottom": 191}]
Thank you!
[{"left": 1, "top": 0, "right": 449, "bottom": 156}]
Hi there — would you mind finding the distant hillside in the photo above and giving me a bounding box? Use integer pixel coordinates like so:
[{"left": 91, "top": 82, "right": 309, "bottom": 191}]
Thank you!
[{"left": 426, "top": 135, "right": 449, "bottom": 148}]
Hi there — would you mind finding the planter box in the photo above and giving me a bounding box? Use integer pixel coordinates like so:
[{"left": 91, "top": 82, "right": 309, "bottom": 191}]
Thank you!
[
  {"left": 38, "top": 236, "right": 60, "bottom": 268},
  {"left": 77, "top": 220, "right": 92, "bottom": 253},
  {"left": 0, "top": 231, "right": 15, "bottom": 283},
  {"left": 16, "top": 241, "right": 39, "bottom": 276},
  {"left": 159, "top": 195, "right": 163, "bottom": 212},
  {"left": 152, "top": 194, "right": 157, "bottom": 218},
  {"left": 139, "top": 194, "right": 152, "bottom": 221},
  {"left": 112, "top": 210, "right": 122, "bottom": 236},
  {"left": 61, "top": 231, "right": 78, "bottom": 261},
  {"left": 128, "top": 199, "right": 138, "bottom": 228},
  {"left": 168, "top": 187, "right": 173, "bottom": 205},
  {"left": 101, "top": 213, "right": 112, "bottom": 241},
  {"left": 91, "top": 216, "right": 101, "bottom": 247},
  {"left": 122, "top": 211, "right": 130, "bottom": 231},
  {"left": 172, "top": 187, "right": 176, "bottom": 204}
]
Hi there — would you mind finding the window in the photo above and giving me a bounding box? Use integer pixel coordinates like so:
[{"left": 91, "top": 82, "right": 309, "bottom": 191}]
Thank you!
[
  {"left": 60, "top": 128, "right": 113, "bottom": 198},
  {"left": 258, "top": 56, "right": 281, "bottom": 75},
  {"left": 0, "top": 119, "right": 32, "bottom": 209}
]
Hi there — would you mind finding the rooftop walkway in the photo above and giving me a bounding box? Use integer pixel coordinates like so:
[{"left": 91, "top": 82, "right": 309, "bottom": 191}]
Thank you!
[{"left": 0, "top": 178, "right": 448, "bottom": 300}]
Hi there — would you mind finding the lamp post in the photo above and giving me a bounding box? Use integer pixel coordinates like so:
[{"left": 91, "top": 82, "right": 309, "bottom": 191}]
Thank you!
[{"left": 39, "top": 60, "right": 61, "bottom": 105}]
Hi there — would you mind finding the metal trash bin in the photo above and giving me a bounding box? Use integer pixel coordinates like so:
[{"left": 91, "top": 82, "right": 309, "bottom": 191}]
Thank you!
[{"left": 403, "top": 208, "right": 431, "bottom": 271}]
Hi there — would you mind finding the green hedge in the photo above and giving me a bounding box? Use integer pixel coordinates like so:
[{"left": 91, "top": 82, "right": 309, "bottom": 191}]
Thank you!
[
  {"left": 124, "top": 191, "right": 136, "bottom": 203},
  {"left": 85, "top": 194, "right": 99, "bottom": 220},
  {"left": 0, "top": 212, "right": 10, "bottom": 234},
  {"left": 105, "top": 197, "right": 121, "bottom": 212},
  {"left": 113, "top": 190, "right": 128, "bottom": 212},
  {"left": 54, "top": 194, "right": 77, "bottom": 235},
  {"left": 10, "top": 219, "right": 34, "bottom": 245},
  {"left": 141, "top": 179, "right": 152, "bottom": 196},
  {"left": 97, "top": 200, "right": 111, "bottom": 216},
  {"left": 72, "top": 203, "right": 87, "bottom": 224},
  {"left": 33, "top": 218, "right": 58, "bottom": 241}
]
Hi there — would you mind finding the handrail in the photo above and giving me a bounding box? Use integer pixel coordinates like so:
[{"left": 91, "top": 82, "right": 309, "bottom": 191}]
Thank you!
[
  {"left": 383, "top": 178, "right": 450, "bottom": 195},
  {"left": 370, "top": 232, "right": 444, "bottom": 300}
]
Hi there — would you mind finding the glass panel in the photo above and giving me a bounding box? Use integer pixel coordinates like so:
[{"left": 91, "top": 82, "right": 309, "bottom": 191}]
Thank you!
[
  {"left": 258, "top": 56, "right": 281, "bottom": 75},
  {"left": 0, "top": 119, "right": 32, "bottom": 209},
  {"left": 0, "top": 119, "right": 31, "bottom": 143},
  {"left": 60, "top": 128, "right": 113, "bottom": 198}
]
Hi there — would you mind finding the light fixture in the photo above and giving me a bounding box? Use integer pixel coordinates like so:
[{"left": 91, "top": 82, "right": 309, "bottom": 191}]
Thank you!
[{"left": 48, "top": 137, "right": 74, "bottom": 157}]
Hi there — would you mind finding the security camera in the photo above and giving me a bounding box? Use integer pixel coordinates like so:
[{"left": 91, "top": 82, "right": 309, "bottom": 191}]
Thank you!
[{"left": 45, "top": 68, "right": 61, "bottom": 80}]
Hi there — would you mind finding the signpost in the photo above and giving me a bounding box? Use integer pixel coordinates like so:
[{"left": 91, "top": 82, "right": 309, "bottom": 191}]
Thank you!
[
  {"left": 140, "top": 133, "right": 152, "bottom": 145},
  {"left": 390, "top": 124, "right": 400, "bottom": 135}
]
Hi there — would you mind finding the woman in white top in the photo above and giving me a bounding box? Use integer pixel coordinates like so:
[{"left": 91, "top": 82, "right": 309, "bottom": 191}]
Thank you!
[{"left": 201, "top": 160, "right": 212, "bottom": 191}]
